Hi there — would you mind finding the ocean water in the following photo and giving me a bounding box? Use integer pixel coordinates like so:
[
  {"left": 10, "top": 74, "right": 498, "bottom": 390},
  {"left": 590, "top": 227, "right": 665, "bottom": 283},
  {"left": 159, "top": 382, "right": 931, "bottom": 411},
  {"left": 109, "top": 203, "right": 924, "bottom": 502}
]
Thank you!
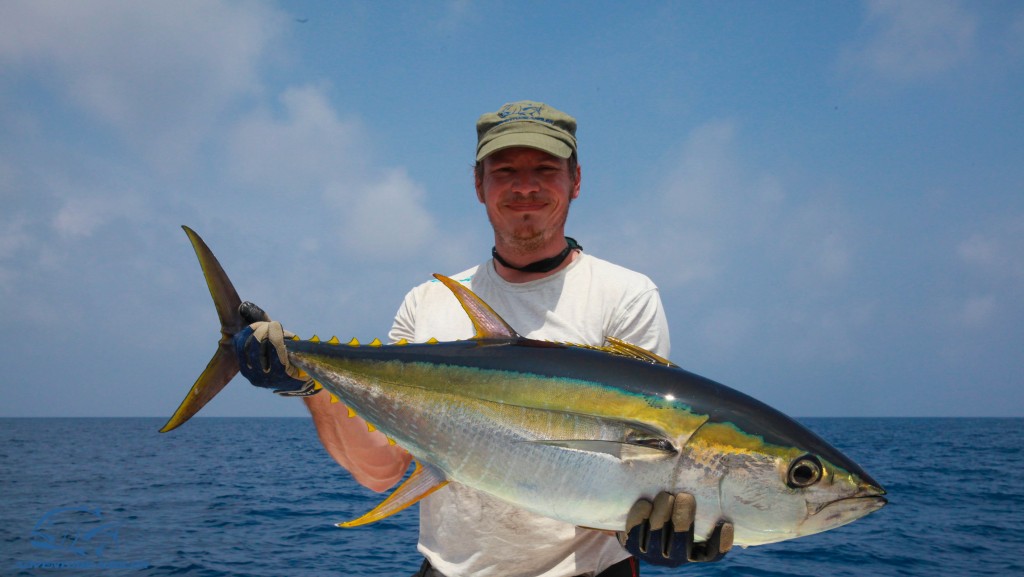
[{"left": 1, "top": 417, "right": 1021, "bottom": 576}]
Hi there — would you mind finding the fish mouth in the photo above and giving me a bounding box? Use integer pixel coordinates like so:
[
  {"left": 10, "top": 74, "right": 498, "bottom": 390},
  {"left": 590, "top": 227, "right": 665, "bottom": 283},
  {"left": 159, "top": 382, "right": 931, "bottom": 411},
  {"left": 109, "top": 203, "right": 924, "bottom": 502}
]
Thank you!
[
  {"left": 803, "top": 493, "right": 887, "bottom": 537},
  {"left": 825, "top": 494, "right": 888, "bottom": 512},
  {"left": 813, "top": 480, "right": 887, "bottom": 516}
]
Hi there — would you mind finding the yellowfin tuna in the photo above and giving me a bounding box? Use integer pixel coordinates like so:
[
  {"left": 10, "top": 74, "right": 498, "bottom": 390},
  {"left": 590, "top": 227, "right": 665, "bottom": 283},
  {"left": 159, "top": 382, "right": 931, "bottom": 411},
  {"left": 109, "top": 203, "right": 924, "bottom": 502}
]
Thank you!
[{"left": 163, "top": 226, "right": 886, "bottom": 547}]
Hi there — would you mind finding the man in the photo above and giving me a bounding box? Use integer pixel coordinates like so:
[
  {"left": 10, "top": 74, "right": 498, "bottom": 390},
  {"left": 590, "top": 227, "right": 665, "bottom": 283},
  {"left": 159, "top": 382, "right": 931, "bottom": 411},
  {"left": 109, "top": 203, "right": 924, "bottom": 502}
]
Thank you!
[{"left": 235, "top": 101, "right": 731, "bottom": 576}]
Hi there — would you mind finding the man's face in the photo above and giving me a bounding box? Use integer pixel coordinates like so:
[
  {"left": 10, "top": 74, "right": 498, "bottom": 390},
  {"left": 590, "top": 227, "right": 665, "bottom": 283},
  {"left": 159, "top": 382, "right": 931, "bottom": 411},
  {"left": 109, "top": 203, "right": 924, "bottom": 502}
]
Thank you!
[{"left": 475, "top": 147, "right": 581, "bottom": 253}]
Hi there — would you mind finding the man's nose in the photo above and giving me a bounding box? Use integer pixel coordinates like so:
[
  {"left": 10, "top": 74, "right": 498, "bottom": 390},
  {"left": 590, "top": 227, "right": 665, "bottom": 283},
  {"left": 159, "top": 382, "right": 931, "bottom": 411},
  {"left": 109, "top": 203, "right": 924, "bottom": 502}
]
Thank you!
[{"left": 510, "top": 170, "right": 539, "bottom": 193}]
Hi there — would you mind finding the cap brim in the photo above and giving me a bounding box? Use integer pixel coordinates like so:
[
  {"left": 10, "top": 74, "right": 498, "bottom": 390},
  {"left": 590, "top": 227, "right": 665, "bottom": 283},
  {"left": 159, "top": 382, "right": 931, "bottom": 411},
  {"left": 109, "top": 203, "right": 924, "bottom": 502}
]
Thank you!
[{"left": 476, "top": 132, "right": 573, "bottom": 161}]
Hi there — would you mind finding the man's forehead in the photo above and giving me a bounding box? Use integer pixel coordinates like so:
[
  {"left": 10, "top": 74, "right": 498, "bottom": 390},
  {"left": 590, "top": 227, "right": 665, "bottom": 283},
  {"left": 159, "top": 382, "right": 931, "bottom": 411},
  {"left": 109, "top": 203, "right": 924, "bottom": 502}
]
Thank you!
[{"left": 483, "top": 147, "right": 566, "bottom": 164}]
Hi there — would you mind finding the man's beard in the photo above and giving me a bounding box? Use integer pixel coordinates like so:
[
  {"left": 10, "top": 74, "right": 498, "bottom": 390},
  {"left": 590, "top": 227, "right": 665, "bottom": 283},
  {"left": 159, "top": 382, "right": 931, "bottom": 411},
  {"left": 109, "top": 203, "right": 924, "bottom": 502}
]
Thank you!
[{"left": 492, "top": 212, "right": 567, "bottom": 257}]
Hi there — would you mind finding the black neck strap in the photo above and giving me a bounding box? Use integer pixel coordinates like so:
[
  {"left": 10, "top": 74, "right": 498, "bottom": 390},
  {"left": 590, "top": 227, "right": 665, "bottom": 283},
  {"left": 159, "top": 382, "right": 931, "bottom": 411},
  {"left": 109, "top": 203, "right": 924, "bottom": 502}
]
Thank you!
[{"left": 492, "top": 237, "right": 582, "bottom": 274}]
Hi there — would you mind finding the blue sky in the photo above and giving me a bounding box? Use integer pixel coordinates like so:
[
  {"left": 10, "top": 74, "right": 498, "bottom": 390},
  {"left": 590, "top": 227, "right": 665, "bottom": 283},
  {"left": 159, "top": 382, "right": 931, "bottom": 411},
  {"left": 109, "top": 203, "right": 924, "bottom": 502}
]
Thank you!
[{"left": 1, "top": 0, "right": 1021, "bottom": 419}]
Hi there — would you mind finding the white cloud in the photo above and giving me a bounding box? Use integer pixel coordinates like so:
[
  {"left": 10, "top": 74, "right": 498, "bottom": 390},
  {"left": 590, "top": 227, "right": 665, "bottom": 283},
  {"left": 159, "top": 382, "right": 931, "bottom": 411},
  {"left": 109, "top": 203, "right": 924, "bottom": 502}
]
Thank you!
[
  {"left": 592, "top": 119, "right": 865, "bottom": 365},
  {"left": 840, "top": 0, "right": 977, "bottom": 82},
  {"left": 957, "top": 220, "right": 1024, "bottom": 280},
  {"left": 784, "top": 202, "right": 854, "bottom": 285},
  {"left": 947, "top": 218, "right": 1024, "bottom": 330},
  {"left": 0, "top": 0, "right": 284, "bottom": 172},
  {"left": 436, "top": 0, "right": 478, "bottom": 32},
  {"left": 0, "top": 215, "right": 31, "bottom": 291},
  {"left": 958, "top": 294, "right": 996, "bottom": 328},
  {"left": 0, "top": 215, "right": 29, "bottom": 260},
  {"left": 225, "top": 84, "right": 438, "bottom": 261},
  {"left": 1010, "top": 12, "right": 1024, "bottom": 57},
  {"left": 52, "top": 193, "right": 144, "bottom": 238},
  {"left": 619, "top": 119, "right": 851, "bottom": 291},
  {"left": 957, "top": 233, "right": 999, "bottom": 267},
  {"left": 660, "top": 120, "right": 743, "bottom": 221},
  {"left": 333, "top": 169, "right": 437, "bottom": 258},
  {"left": 629, "top": 119, "right": 749, "bottom": 287},
  {"left": 226, "top": 85, "right": 368, "bottom": 194}
]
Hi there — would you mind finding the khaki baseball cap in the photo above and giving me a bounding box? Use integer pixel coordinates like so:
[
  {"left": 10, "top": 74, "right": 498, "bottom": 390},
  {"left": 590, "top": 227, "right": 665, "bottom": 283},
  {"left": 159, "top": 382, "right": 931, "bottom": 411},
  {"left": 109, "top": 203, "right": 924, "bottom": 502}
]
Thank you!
[{"left": 475, "top": 101, "right": 577, "bottom": 161}]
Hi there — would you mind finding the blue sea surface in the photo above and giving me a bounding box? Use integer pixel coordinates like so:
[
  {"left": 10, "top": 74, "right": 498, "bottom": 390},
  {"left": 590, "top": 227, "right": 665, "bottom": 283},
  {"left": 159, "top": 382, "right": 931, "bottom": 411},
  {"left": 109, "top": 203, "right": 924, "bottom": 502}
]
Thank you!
[{"left": 2, "top": 417, "right": 1021, "bottom": 576}]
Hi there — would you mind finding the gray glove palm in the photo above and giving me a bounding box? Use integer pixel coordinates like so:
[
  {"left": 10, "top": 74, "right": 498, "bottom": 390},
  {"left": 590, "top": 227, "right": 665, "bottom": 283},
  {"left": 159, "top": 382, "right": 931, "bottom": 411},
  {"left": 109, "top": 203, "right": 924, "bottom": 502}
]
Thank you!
[{"left": 618, "top": 492, "right": 733, "bottom": 567}]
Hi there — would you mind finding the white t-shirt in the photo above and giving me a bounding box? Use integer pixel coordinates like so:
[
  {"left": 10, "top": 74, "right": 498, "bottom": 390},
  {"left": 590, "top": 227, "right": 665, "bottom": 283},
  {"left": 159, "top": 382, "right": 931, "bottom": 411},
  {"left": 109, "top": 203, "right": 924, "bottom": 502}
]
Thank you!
[{"left": 388, "top": 253, "right": 670, "bottom": 577}]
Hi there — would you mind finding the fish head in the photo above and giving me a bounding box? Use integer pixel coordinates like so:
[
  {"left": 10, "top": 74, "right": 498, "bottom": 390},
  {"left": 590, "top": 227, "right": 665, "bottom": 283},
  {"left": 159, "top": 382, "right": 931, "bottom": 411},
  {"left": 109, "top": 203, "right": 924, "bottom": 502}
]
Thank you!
[{"left": 692, "top": 416, "right": 887, "bottom": 546}]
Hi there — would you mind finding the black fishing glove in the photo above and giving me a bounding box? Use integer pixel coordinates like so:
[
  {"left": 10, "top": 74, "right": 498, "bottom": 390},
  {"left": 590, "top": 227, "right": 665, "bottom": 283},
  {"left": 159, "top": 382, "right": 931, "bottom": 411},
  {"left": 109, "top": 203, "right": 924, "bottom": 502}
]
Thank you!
[
  {"left": 233, "top": 301, "right": 318, "bottom": 396},
  {"left": 618, "top": 492, "right": 733, "bottom": 567}
]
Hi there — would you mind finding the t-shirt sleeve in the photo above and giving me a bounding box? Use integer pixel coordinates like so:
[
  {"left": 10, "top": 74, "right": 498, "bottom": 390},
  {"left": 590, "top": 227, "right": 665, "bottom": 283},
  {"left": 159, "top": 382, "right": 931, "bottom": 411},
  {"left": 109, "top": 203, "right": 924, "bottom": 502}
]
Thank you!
[
  {"left": 608, "top": 287, "right": 671, "bottom": 359},
  {"left": 388, "top": 289, "right": 418, "bottom": 344}
]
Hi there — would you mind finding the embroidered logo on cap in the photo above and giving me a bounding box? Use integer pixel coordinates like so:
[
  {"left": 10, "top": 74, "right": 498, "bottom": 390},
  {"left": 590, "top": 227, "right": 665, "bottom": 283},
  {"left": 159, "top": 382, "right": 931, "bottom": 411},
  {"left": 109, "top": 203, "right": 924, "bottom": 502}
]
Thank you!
[
  {"left": 494, "top": 103, "right": 559, "bottom": 129},
  {"left": 497, "top": 103, "right": 544, "bottom": 120}
]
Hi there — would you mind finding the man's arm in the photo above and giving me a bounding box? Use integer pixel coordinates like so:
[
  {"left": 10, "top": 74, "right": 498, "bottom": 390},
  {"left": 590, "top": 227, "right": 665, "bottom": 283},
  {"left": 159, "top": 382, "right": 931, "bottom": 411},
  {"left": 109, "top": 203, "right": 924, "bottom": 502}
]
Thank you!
[
  {"left": 303, "top": 394, "right": 412, "bottom": 493},
  {"left": 300, "top": 287, "right": 423, "bottom": 493},
  {"left": 233, "top": 302, "right": 413, "bottom": 494}
]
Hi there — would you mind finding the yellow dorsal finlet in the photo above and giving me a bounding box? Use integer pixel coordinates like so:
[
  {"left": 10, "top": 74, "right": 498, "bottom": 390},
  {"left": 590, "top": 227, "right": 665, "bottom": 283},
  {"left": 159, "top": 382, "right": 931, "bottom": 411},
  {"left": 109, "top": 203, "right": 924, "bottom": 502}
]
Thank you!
[
  {"left": 369, "top": 338, "right": 383, "bottom": 347},
  {"left": 327, "top": 336, "right": 340, "bottom": 345},
  {"left": 348, "top": 338, "right": 360, "bottom": 347},
  {"left": 309, "top": 335, "right": 321, "bottom": 343}
]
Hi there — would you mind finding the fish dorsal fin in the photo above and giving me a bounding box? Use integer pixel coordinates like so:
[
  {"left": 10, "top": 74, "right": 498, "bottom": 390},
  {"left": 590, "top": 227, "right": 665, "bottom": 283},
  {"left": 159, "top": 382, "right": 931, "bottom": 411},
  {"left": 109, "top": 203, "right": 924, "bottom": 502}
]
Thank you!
[
  {"left": 433, "top": 274, "right": 519, "bottom": 340},
  {"left": 337, "top": 460, "right": 448, "bottom": 528},
  {"left": 604, "top": 337, "right": 678, "bottom": 367}
]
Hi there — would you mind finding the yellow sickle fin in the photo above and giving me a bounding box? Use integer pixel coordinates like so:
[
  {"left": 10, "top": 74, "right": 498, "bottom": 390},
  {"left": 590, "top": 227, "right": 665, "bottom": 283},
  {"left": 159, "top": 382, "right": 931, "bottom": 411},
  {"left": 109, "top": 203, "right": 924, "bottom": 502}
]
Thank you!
[
  {"left": 432, "top": 274, "right": 519, "bottom": 340},
  {"left": 337, "top": 461, "right": 448, "bottom": 528}
]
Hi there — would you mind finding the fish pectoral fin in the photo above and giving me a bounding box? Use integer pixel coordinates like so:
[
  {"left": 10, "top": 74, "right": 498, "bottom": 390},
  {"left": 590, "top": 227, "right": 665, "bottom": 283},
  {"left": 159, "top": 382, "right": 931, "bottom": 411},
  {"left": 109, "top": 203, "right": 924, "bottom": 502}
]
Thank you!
[
  {"left": 527, "top": 439, "right": 677, "bottom": 461},
  {"left": 336, "top": 461, "right": 448, "bottom": 528}
]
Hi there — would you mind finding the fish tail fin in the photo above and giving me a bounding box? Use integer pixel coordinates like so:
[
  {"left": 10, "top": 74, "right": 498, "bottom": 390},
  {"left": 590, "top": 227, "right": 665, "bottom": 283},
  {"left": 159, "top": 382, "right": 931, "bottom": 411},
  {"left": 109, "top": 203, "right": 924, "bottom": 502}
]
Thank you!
[{"left": 159, "top": 226, "right": 244, "bottom": 433}]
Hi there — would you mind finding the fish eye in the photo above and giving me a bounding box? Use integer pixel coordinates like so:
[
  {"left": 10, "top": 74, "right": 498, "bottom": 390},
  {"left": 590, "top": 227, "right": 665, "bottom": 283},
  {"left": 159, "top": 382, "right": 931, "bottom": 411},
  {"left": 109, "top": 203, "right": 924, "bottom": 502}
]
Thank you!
[{"left": 787, "top": 455, "right": 823, "bottom": 489}]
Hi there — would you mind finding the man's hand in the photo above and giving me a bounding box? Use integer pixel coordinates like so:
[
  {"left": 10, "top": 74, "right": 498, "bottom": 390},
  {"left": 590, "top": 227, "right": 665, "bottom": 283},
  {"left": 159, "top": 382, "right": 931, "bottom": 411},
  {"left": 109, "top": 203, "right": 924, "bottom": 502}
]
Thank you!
[
  {"left": 618, "top": 492, "right": 733, "bottom": 567},
  {"left": 233, "top": 301, "right": 318, "bottom": 396}
]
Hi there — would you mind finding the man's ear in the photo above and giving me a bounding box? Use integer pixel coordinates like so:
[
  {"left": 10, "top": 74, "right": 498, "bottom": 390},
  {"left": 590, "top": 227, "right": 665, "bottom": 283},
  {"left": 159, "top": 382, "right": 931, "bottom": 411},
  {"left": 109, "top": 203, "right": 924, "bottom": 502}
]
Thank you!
[
  {"left": 475, "top": 172, "right": 486, "bottom": 203},
  {"left": 571, "top": 163, "right": 582, "bottom": 200}
]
